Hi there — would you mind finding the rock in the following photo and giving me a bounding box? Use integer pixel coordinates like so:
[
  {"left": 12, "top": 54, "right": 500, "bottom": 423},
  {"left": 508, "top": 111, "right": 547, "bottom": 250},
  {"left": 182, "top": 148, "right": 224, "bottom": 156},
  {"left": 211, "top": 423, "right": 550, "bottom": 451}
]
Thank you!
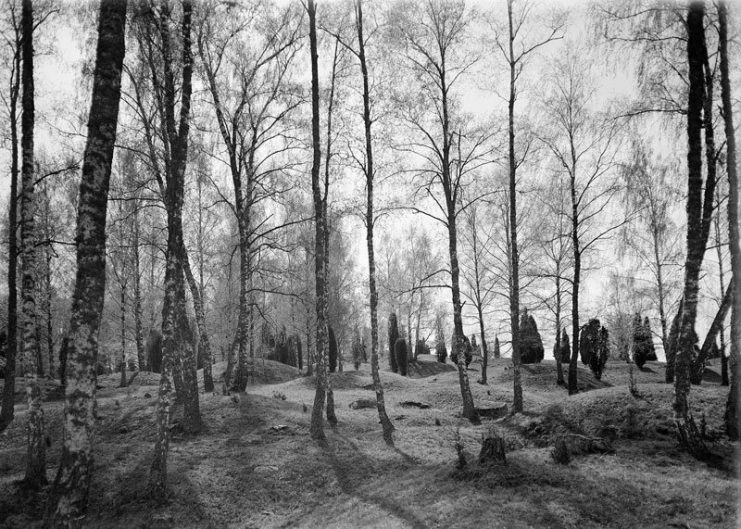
[
  {"left": 271, "top": 424, "right": 288, "bottom": 431},
  {"left": 349, "top": 399, "right": 376, "bottom": 410},
  {"left": 144, "top": 392, "right": 152, "bottom": 399},
  {"left": 476, "top": 403, "right": 508, "bottom": 420},
  {"left": 254, "top": 465, "right": 278, "bottom": 474},
  {"left": 399, "top": 401, "right": 431, "bottom": 409}
]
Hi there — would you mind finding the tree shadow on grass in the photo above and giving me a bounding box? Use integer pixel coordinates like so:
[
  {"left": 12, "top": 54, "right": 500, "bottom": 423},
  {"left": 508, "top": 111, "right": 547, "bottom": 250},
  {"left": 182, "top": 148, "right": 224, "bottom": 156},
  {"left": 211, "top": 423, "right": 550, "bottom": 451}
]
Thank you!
[{"left": 318, "top": 433, "right": 428, "bottom": 529}]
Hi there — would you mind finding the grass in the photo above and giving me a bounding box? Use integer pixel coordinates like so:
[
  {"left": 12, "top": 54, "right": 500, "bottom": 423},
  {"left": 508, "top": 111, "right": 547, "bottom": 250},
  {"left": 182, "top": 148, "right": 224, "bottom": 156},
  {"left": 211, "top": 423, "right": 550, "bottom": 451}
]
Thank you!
[{"left": 0, "top": 356, "right": 737, "bottom": 528}]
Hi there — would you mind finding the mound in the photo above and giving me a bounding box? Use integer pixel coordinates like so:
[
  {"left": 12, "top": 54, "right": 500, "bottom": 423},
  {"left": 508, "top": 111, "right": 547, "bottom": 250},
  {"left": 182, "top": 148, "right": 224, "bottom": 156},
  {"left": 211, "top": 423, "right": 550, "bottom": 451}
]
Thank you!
[
  {"left": 209, "top": 359, "right": 301, "bottom": 385},
  {"left": 494, "top": 360, "right": 610, "bottom": 392},
  {"left": 558, "top": 384, "right": 726, "bottom": 441},
  {"left": 407, "top": 358, "right": 457, "bottom": 378}
]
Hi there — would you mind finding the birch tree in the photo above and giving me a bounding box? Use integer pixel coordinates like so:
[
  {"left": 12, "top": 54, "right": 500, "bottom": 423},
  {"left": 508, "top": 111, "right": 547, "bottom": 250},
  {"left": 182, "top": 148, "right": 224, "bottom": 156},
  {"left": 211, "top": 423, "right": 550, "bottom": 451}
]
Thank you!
[{"left": 44, "top": 0, "right": 127, "bottom": 523}]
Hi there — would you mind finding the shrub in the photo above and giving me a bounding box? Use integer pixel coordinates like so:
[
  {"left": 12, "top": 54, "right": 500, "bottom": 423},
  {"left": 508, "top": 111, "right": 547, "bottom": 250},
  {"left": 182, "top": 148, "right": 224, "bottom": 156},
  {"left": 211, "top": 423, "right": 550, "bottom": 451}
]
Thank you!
[
  {"left": 414, "top": 339, "right": 430, "bottom": 359},
  {"left": 551, "top": 437, "right": 570, "bottom": 465},
  {"left": 559, "top": 328, "right": 570, "bottom": 363},
  {"left": 328, "top": 326, "right": 338, "bottom": 373},
  {"left": 580, "top": 319, "right": 609, "bottom": 379},
  {"left": 435, "top": 318, "right": 447, "bottom": 363},
  {"left": 631, "top": 313, "right": 655, "bottom": 368},
  {"left": 352, "top": 331, "right": 363, "bottom": 370},
  {"left": 395, "top": 338, "right": 408, "bottom": 376},
  {"left": 493, "top": 335, "right": 500, "bottom": 359},
  {"left": 388, "top": 313, "right": 399, "bottom": 372},
  {"left": 519, "top": 308, "right": 544, "bottom": 364}
]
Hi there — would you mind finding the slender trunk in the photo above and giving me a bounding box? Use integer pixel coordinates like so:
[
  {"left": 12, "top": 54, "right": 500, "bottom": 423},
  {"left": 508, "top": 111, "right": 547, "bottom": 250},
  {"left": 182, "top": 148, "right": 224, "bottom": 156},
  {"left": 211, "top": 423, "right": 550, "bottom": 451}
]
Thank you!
[
  {"left": 182, "top": 246, "right": 213, "bottom": 392},
  {"left": 44, "top": 229, "right": 54, "bottom": 378},
  {"left": 195, "top": 178, "right": 213, "bottom": 391},
  {"left": 120, "top": 281, "right": 127, "bottom": 387},
  {"left": 471, "top": 219, "right": 488, "bottom": 385},
  {"left": 149, "top": 1, "right": 200, "bottom": 500},
  {"left": 691, "top": 285, "right": 731, "bottom": 385},
  {"left": 308, "top": 0, "right": 329, "bottom": 440},
  {"left": 555, "top": 273, "right": 564, "bottom": 386},
  {"left": 449, "top": 213, "right": 478, "bottom": 422},
  {"left": 232, "top": 217, "right": 250, "bottom": 392},
  {"left": 477, "top": 303, "right": 488, "bottom": 384},
  {"left": 718, "top": 0, "right": 741, "bottom": 440},
  {"left": 44, "top": 0, "right": 126, "bottom": 522},
  {"left": 323, "top": 38, "right": 338, "bottom": 425},
  {"left": 568, "top": 171, "right": 581, "bottom": 395},
  {"left": 652, "top": 224, "right": 669, "bottom": 353},
  {"left": 0, "top": 31, "right": 21, "bottom": 430},
  {"left": 20, "top": 0, "right": 45, "bottom": 488},
  {"left": 673, "top": 2, "right": 706, "bottom": 446},
  {"left": 357, "top": 0, "right": 393, "bottom": 444},
  {"left": 507, "top": 0, "right": 522, "bottom": 413},
  {"left": 133, "top": 205, "right": 145, "bottom": 370}
]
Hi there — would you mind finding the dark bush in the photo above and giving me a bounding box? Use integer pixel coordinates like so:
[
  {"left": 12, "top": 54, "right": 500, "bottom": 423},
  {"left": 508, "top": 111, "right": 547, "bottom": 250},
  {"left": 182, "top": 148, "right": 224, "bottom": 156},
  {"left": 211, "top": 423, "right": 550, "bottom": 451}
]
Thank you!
[
  {"left": 388, "top": 313, "right": 399, "bottom": 372},
  {"left": 352, "top": 331, "right": 363, "bottom": 370},
  {"left": 580, "top": 319, "right": 609, "bottom": 380},
  {"left": 551, "top": 437, "right": 570, "bottom": 465},
  {"left": 146, "top": 329, "right": 162, "bottom": 373},
  {"left": 643, "top": 317, "right": 657, "bottom": 361},
  {"left": 493, "top": 335, "right": 500, "bottom": 359},
  {"left": 436, "top": 318, "right": 447, "bottom": 363},
  {"left": 328, "top": 326, "right": 338, "bottom": 373},
  {"left": 519, "top": 308, "right": 544, "bottom": 364},
  {"left": 414, "top": 339, "right": 429, "bottom": 359},
  {"left": 395, "top": 338, "right": 408, "bottom": 376},
  {"left": 631, "top": 313, "right": 654, "bottom": 368},
  {"left": 559, "top": 328, "right": 570, "bottom": 363}
]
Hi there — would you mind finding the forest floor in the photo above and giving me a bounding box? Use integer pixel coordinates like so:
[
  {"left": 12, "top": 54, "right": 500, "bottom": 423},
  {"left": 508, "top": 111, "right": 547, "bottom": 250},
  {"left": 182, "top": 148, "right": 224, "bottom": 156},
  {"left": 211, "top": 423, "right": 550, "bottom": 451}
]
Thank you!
[{"left": 0, "top": 356, "right": 738, "bottom": 529}]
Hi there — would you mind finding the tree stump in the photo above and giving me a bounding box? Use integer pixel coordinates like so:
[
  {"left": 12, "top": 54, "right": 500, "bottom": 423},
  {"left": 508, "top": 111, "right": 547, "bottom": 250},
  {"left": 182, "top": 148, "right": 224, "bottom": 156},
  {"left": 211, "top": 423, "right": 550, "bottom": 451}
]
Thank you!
[{"left": 479, "top": 430, "right": 506, "bottom": 465}]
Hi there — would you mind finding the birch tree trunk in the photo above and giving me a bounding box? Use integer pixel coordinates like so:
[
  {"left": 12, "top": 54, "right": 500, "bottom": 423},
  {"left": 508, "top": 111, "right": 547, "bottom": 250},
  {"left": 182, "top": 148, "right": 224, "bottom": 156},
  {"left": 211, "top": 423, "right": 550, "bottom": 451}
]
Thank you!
[
  {"left": 718, "top": 0, "right": 741, "bottom": 441},
  {"left": 673, "top": 2, "right": 707, "bottom": 452},
  {"left": 507, "top": 0, "right": 522, "bottom": 413},
  {"left": 308, "top": 0, "right": 330, "bottom": 440},
  {"left": 19, "top": 0, "right": 46, "bottom": 489},
  {"left": 0, "top": 22, "right": 20, "bottom": 431},
  {"left": 44, "top": 0, "right": 127, "bottom": 523},
  {"left": 356, "top": 0, "right": 393, "bottom": 444}
]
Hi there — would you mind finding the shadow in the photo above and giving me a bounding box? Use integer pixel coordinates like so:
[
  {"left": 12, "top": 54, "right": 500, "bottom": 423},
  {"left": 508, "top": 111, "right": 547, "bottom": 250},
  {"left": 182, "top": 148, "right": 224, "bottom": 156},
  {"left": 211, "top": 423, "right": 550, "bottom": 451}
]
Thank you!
[{"left": 319, "top": 433, "right": 428, "bottom": 529}]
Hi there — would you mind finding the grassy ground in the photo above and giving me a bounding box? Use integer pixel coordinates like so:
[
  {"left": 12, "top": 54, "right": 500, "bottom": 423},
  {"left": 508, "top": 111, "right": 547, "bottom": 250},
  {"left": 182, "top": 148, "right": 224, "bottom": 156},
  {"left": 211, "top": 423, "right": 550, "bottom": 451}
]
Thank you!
[{"left": 0, "top": 356, "right": 738, "bottom": 529}]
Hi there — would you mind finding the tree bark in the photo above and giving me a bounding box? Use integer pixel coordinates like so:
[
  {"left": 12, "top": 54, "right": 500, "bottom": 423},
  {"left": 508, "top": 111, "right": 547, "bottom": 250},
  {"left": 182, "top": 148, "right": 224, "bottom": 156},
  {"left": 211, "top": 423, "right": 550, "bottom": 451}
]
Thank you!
[
  {"left": 718, "top": 0, "right": 741, "bottom": 441},
  {"left": 120, "top": 280, "right": 127, "bottom": 387},
  {"left": 691, "top": 284, "right": 731, "bottom": 385},
  {"left": 149, "top": 0, "right": 201, "bottom": 500},
  {"left": 674, "top": 2, "right": 707, "bottom": 448},
  {"left": 506, "top": 0, "right": 523, "bottom": 413},
  {"left": 357, "top": 0, "right": 394, "bottom": 444},
  {"left": 308, "top": 0, "right": 329, "bottom": 441},
  {"left": 19, "top": 0, "right": 46, "bottom": 489},
  {"left": 133, "top": 203, "right": 145, "bottom": 370},
  {"left": 44, "top": 0, "right": 127, "bottom": 523},
  {"left": 0, "top": 20, "right": 21, "bottom": 431}
]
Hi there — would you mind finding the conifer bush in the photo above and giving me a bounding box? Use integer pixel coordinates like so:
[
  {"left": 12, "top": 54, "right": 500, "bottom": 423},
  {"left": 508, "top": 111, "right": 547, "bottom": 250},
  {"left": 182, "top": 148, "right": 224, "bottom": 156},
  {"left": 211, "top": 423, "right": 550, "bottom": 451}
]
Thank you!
[
  {"left": 519, "top": 308, "right": 544, "bottom": 364},
  {"left": 631, "top": 313, "right": 656, "bottom": 368},
  {"left": 580, "top": 318, "right": 610, "bottom": 379},
  {"left": 436, "top": 319, "right": 447, "bottom": 363},
  {"left": 388, "top": 313, "right": 399, "bottom": 372},
  {"left": 395, "top": 338, "right": 408, "bottom": 376},
  {"left": 352, "top": 331, "right": 363, "bottom": 370},
  {"left": 328, "top": 325, "right": 338, "bottom": 373}
]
